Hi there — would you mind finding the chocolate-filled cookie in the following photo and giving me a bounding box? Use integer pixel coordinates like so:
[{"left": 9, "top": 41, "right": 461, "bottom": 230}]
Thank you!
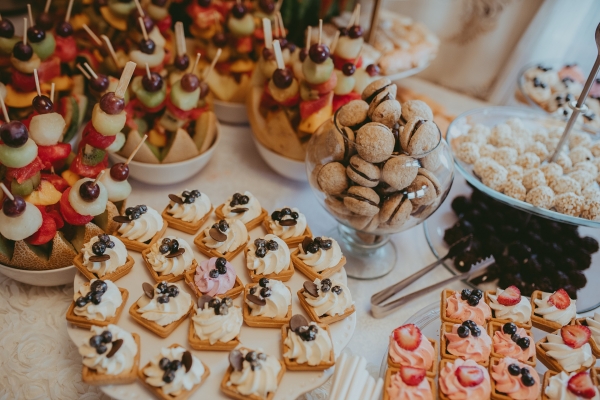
[
  {"left": 346, "top": 155, "right": 381, "bottom": 187},
  {"left": 317, "top": 162, "right": 348, "bottom": 195},
  {"left": 337, "top": 100, "right": 369, "bottom": 127},
  {"left": 400, "top": 117, "right": 439, "bottom": 156},
  {"left": 362, "top": 78, "right": 396, "bottom": 104},
  {"left": 400, "top": 100, "right": 434, "bottom": 125},
  {"left": 355, "top": 122, "right": 395, "bottom": 163},
  {"left": 406, "top": 168, "right": 441, "bottom": 206},
  {"left": 343, "top": 186, "right": 380, "bottom": 216},
  {"left": 381, "top": 154, "right": 419, "bottom": 190},
  {"left": 379, "top": 193, "right": 412, "bottom": 229},
  {"left": 367, "top": 88, "right": 401, "bottom": 129}
]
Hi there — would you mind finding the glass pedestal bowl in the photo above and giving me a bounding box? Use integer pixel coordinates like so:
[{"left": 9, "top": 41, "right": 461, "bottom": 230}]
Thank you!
[{"left": 305, "top": 112, "right": 455, "bottom": 279}]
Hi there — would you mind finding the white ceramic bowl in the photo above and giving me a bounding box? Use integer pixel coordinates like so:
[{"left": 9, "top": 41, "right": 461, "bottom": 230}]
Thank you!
[
  {"left": 107, "top": 122, "right": 221, "bottom": 185},
  {"left": 0, "top": 263, "right": 76, "bottom": 286},
  {"left": 212, "top": 99, "right": 249, "bottom": 125},
  {"left": 252, "top": 136, "right": 308, "bottom": 182}
]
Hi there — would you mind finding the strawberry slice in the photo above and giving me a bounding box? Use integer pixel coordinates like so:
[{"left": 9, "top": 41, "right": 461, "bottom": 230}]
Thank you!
[
  {"left": 59, "top": 188, "right": 93, "bottom": 226},
  {"left": 455, "top": 366, "right": 484, "bottom": 387},
  {"left": 5, "top": 157, "right": 44, "bottom": 184},
  {"left": 37, "top": 143, "right": 71, "bottom": 168},
  {"left": 392, "top": 324, "right": 422, "bottom": 351},
  {"left": 54, "top": 34, "right": 77, "bottom": 63},
  {"left": 497, "top": 285, "right": 521, "bottom": 306},
  {"left": 25, "top": 206, "right": 57, "bottom": 245},
  {"left": 548, "top": 288, "right": 571, "bottom": 310},
  {"left": 567, "top": 371, "right": 598, "bottom": 399},
  {"left": 399, "top": 366, "right": 426, "bottom": 386},
  {"left": 80, "top": 123, "right": 116, "bottom": 150},
  {"left": 561, "top": 325, "right": 591, "bottom": 349}
]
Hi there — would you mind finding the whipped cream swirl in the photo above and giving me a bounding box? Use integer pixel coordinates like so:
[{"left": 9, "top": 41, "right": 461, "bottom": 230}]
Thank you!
[
  {"left": 228, "top": 349, "right": 281, "bottom": 397},
  {"left": 284, "top": 322, "right": 332, "bottom": 366},
  {"left": 534, "top": 291, "right": 577, "bottom": 326},
  {"left": 73, "top": 279, "right": 122, "bottom": 320},
  {"left": 540, "top": 330, "right": 595, "bottom": 372},
  {"left": 221, "top": 191, "right": 262, "bottom": 224},
  {"left": 545, "top": 371, "right": 600, "bottom": 400},
  {"left": 303, "top": 278, "right": 353, "bottom": 317},
  {"left": 136, "top": 283, "right": 192, "bottom": 326},
  {"left": 488, "top": 288, "right": 532, "bottom": 324},
  {"left": 246, "top": 235, "right": 291, "bottom": 275},
  {"left": 297, "top": 237, "right": 343, "bottom": 272},
  {"left": 146, "top": 236, "right": 194, "bottom": 277},
  {"left": 143, "top": 346, "right": 204, "bottom": 396},
  {"left": 246, "top": 280, "right": 291, "bottom": 319},
  {"left": 82, "top": 235, "right": 128, "bottom": 277},
  {"left": 586, "top": 312, "right": 600, "bottom": 344},
  {"left": 202, "top": 219, "right": 248, "bottom": 255},
  {"left": 192, "top": 303, "right": 242, "bottom": 344},
  {"left": 118, "top": 206, "right": 164, "bottom": 242},
  {"left": 387, "top": 371, "right": 433, "bottom": 400},
  {"left": 167, "top": 190, "right": 211, "bottom": 223},
  {"left": 267, "top": 207, "right": 308, "bottom": 239},
  {"left": 194, "top": 258, "right": 236, "bottom": 296},
  {"left": 79, "top": 324, "right": 137, "bottom": 375}
]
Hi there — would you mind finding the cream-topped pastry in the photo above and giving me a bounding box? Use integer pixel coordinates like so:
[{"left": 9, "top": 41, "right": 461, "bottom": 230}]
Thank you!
[
  {"left": 585, "top": 312, "right": 600, "bottom": 344},
  {"left": 545, "top": 371, "right": 600, "bottom": 400},
  {"left": 444, "top": 321, "right": 492, "bottom": 363},
  {"left": 445, "top": 289, "right": 491, "bottom": 326},
  {"left": 284, "top": 316, "right": 332, "bottom": 366},
  {"left": 143, "top": 346, "right": 204, "bottom": 396},
  {"left": 387, "top": 367, "right": 433, "bottom": 400},
  {"left": 118, "top": 205, "right": 164, "bottom": 242},
  {"left": 201, "top": 219, "right": 248, "bottom": 255},
  {"left": 246, "top": 235, "right": 290, "bottom": 275},
  {"left": 246, "top": 278, "right": 291, "bottom": 319},
  {"left": 74, "top": 279, "right": 122, "bottom": 321},
  {"left": 227, "top": 348, "right": 282, "bottom": 398},
  {"left": 297, "top": 236, "right": 343, "bottom": 272},
  {"left": 192, "top": 296, "right": 242, "bottom": 344},
  {"left": 266, "top": 207, "right": 308, "bottom": 240},
  {"left": 146, "top": 236, "right": 194, "bottom": 277},
  {"left": 136, "top": 282, "right": 192, "bottom": 326},
  {"left": 488, "top": 286, "right": 532, "bottom": 325},
  {"left": 389, "top": 323, "right": 435, "bottom": 371},
  {"left": 82, "top": 234, "right": 128, "bottom": 277},
  {"left": 221, "top": 191, "right": 262, "bottom": 224},
  {"left": 193, "top": 257, "right": 236, "bottom": 296},
  {"left": 534, "top": 289, "right": 577, "bottom": 326},
  {"left": 492, "top": 322, "right": 535, "bottom": 362},
  {"left": 302, "top": 278, "right": 354, "bottom": 317},
  {"left": 539, "top": 326, "right": 595, "bottom": 372},
  {"left": 439, "top": 358, "right": 491, "bottom": 399},
  {"left": 79, "top": 324, "right": 137, "bottom": 375},
  {"left": 491, "top": 357, "right": 540, "bottom": 400},
  {"left": 167, "top": 190, "right": 211, "bottom": 223}
]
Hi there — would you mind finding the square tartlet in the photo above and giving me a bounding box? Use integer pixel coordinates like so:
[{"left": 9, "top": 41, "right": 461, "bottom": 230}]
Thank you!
[
  {"left": 193, "top": 230, "right": 249, "bottom": 261},
  {"left": 141, "top": 248, "right": 198, "bottom": 283},
  {"left": 82, "top": 333, "right": 140, "bottom": 386},
  {"left": 438, "top": 359, "right": 490, "bottom": 400},
  {"left": 128, "top": 297, "right": 193, "bottom": 338},
  {"left": 187, "top": 316, "right": 241, "bottom": 351},
  {"left": 243, "top": 284, "right": 292, "bottom": 328},
  {"left": 161, "top": 205, "right": 213, "bottom": 235},
  {"left": 575, "top": 317, "right": 600, "bottom": 357},
  {"left": 281, "top": 324, "right": 335, "bottom": 371},
  {"left": 262, "top": 219, "right": 312, "bottom": 248},
  {"left": 73, "top": 253, "right": 135, "bottom": 282},
  {"left": 383, "top": 368, "right": 436, "bottom": 400},
  {"left": 137, "top": 343, "right": 210, "bottom": 400},
  {"left": 183, "top": 268, "right": 244, "bottom": 300},
  {"left": 535, "top": 333, "right": 596, "bottom": 373},
  {"left": 440, "top": 289, "right": 489, "bottom": 326},
  {"left": 245, "top": 247, "right": 295, "bottom": 282},
  {"left": 220, "top": 348, "right": 286, "bottom": 400},
  {"left": 530, "top": 290, "right": 572, "bottom": 333},
  {"left": 297, "top": 288, "right": 356, "bottom": 325},
  {"left": 489, "top": 357, "right": 540, "bottom": 400},
  {"left": 215, "top": 204, "right": 268, "bottom": 231},
  {"left": 387, "top": 338, "right": 438, "bottom": 377},
  {"left": 485, "top": 290, "right": 533, "bottom": 329},
  {"left": 112, "top": 221, "right": 169, "bottom": 252},
  {"left": 66, "top": 287, "right": 129, "bottom": 329},
  {"left": 541, "top": 369, "right": 600, "bottom": 400},
  {"left": 488, "top": 321, "right": 536, "bottom": 366},
  {"left": 440, "top": 322, "right": 489, "bottom": 367},
  {"left": 290, "top": 248, "right": 346, "bottom": 281}
]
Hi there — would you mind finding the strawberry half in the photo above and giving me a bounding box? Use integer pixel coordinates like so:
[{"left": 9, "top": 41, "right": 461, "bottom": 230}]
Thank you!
[
  {"left": 567, "top": 371, "right": 597, "bottom": 399},
  {"left": 392, "top": 323, "right": 422, "bottom": 351},
  {"left": 561, "top": 325, "right": 591, "bottom": 349},
  {"left": 497, "top": 285, "right": 521, "bottom": 306},
  {"left": 455, "top": 365, "right": 484, "bottom": 388},
  {"left": 548, "top": 288, "right": 571, "bottom": 310},
  {"left": 399, "top": 366, "right": 426, "bottom": 386}
]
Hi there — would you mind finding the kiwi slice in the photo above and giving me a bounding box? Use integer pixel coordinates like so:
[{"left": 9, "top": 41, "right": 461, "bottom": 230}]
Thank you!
[
  {"left": 61, "top": 96, "right": 80, "bottom": 143},
  {"left": 11, "top": 171, "right": 41, "bottom": 196},
  {"left": 30, "top": 34, "right": 56, "bottom": 61},
  {"left": 82, "top": 144, "right": 106, "bottom": 166}
]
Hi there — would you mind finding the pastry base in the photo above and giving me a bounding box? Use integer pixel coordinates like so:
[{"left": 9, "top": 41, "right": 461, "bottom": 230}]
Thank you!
[
  {"left": 535, "top": 334, "right": 596, "bottom": 373},
  {"left": 245, "top": 248, "right": 295, "bottom": 282},
  {"left": 137, "top": 343, "right": 210, "bottom": 400},
  {"left": 383, "top": 368, "right": 435, "bottom": 400},
  {"left": 438, "top": 359, "right": 490, "bottom": 400},
  {"left": 141, "top": 248, "right": 198, "bottom": 283},
  {"left": 575, "top": 317, "right": 600, "bottom": 357},
  {"left": 82, "top": 333, "right": 140, "bottom": 386},
  {"left": 489, "top": 357, "right": 540, "bottom": 400},
  {"left": 541, "top": 369, "right": 600, "bottom": 400},
  {"left": 297, "top": 288, "right": 355, "bottom": 325},
  {"left": 387, "top": 338, "right": 438, "bottom": 377},
  {"left": 215, "top": 204, "right": 268, "bottom": 232},
  {"left": 242, "top": 284, "right": 292, "bottom": 328},
  {"left": 66, "top": 288, "right": 129, "bottom": 329},
  {"left": 220, "top": 349, "right": 286, "bottom": 400},
  {"left": 530, "top": 291, "right": 570, "bottom": 333},
  {"left": 488, "top": 321, "right": 536, "bottom": 366},
  {"left": 161, "top": 205, "right": 213, "bottom": 235},
  {"left": 262, "top": 220, "right": 312, "bottom": 248},
  {"left": 187, "top": 316, "right": 241, "bottom": 351},
  {"left": 290, "top": 248, "right": 346, "bottom": 281},
  {"left": 73, "top": 253, "right": 135, "bottom": 282},
  {"left": 183, "top": 268, "right": 244, "bottom": 300},
  {"left": 128, "top": 299, "right": 193, "bottom": 338},
  {"left": 193, "top": 230, "right": 249, "bottom": 261},
  {"left": 113, "top": 221, "right": 169, "bottom": 252},
  {"left": 484, "top": 290, "right": 533, "bottom": 329},
  {"left": 440, "top": 322, "right": 489, "bottom": 367},
  {"left": 281, "top": 324, "right": 335, "bottom": 371}
]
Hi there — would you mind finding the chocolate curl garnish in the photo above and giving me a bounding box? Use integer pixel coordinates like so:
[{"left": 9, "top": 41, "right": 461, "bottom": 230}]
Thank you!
[
  {"left": 106, "top": 339, "right": 123, "bottom": 358},
  {"left": 279, "top": 219, "right": 297, "bottom": 226},
  {"left": 182, "top": 351, "right": 193, "bottom": 372},
  {"left": 230, "top": 208, "right": 248, "bottom": 213},
  {"left": 209, "top": 227, "right": 227, "bottom": 242},
  {"left": 165, "top": 248, "right": 185, "bottom": 258},
  {"left": 303, "top": 281, "right": 318, "bottom": 297},
  {"left": 168, "top": 194, "right": 184, "bottom": 204},
  {"left": 143, "top": 282, "right": 155, "bottom": 299},
  {"left": 89, "top": 254, "right": 111, "bottom": 262},
  {"left": 229, "top": 350, "right": 243, "bottom": 371},
  {"left": 289, "top": 314, "right": 309, "bottom": 332},
  {"left": 197, "top": 295, "right": 213, "bottom": 309},
  {"left": 247, "top": 293, "right": 266, "bottom": 306},
  {"left": 301, "top": 237, "right": 312, "bottom": 253},
  {"left": 113, "top": 216, "right": 131, "bottom": 224}
]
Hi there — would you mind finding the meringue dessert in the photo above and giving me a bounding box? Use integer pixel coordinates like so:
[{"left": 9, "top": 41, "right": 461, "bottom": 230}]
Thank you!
[
  {"left": 221, "top": 348, "right": 284, "bottom": 399},
  {"left": 443, "top": 288, "right": 491, "bottom": 326},
  {"left": 443, "top": 320, "right": 492, "bottom": 364},
  {"left": 537, "top": 325, "right": 595, "bottom": 373},
  {"left": 300, "top": 277, "right": 355, "bottom": 324},
  {"left": 216, "top": 191, "right": 266, "bottom": 229},
  {"left": 162, "top": 189, "right": 212, "bottom": 234},
  {"left": 439, "top": 359, "right": 491, "bottom": 400},
  {"left": 544, "top": 370, "right": 600, "bottom": 400},
  {"left": 264, "top": 207, "right": 310, "bottom": 245},
  {"left": 532, "top": 288, "right": 577, "bottom": 332},
  {"left": 67, "top": 279, "right": 126, "bottom": 328},
  {"left": 385, "top": 366, "right": 434, "bottom": 400},
  {"left": 486, "top": 286, "right": 532, "bottom": 327},
  {"left": 491, "top": 322, "right": 536, "bottom": 364},
  {"left": 246, "top": 235, "right": 292, "bottom": 281},
  {"left": 190, "top": 295, "right": 242, "bottom": 350},
  {"left": 190, "top": 257, "right": 238, "bottom": 297},
  {"left": 283, "top": 315, "right": 334, "bottom": 370},
  {"left": 244, "top": 278, "right": 292, "bottom": 327},
  {"left": 143, "top": 236, "right": 195, "bottom": 279},
  {"left": 196, "top": 218, "right": 249, "bottom": 260},
  {"left": 490, "top": 357, "right": 540, "bottom": 400},
  {"left": 115, "top": 204, "right": 166, "bottom": 251},
  {"left": 293, "top": 236, "right": 345, "bottom": 280},
  {"left": 80, "top": 234, "right": 129, "bottom": 279},
  {"left": 388, "top": 323, "right": 436, "bottom": 375}
]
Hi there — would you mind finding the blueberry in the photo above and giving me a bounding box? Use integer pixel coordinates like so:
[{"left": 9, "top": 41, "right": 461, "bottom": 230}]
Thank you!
[
  {"left": 85, "top": 292, "right": 94, "bottom": 301},
  {"left": 91, "top": 280, "right": 107, "bottom": 294},
  {"left": 170, "top": 240, "right": 180, "bottom": 253},
  {"left": 321, "top": 284, "right": 331, "bottom": 293},
  {"left": 521, "top": 373, "right": 535, "bottom": 387},
  {"left": 257, "top": 353, "right": 267, "bottom": 360},
  {"left": 105, "top": 240, "right": 115, "bottom": 249},
  {"left": 306, "top": 242, "right": 320, "bottom": 253},
  {"left": 157, "top": 282, "right": 168, "bottom": 293},
  {"left": 163, "top": 370, "right": 175, "bottom": 383},
  {"left": 266, "top": 240, "right": 278, "bottom": 251},
  {"left": 470, "top": 326, "right": 481, "bottom": 337},
  {"left": 281, "top": 208, "right": 291, "bottom": 216},
  {"left": 511, "top": 334, "right": 521, "bottom": 342},
  {"left": 332, "top": 286, "right": 342, "bottom": 295},
  {"left": 223, "top": 297, "right": 233, "bottom": 307},
  {"left": 309, "top": 324, "right": 318, "bottom": 333},
  {"left": 96, "top": 344, "right": 107, "bottom": 354},
  {"left": 131, "top": 211, "right": 141, "bottom": 220},
  {"left": 240, "top": 195, "right": 249, "bottom": 204},
  {"left": 233, "top": 193, "right": 242, "bottom": 199},
  {"left": 320, "top": 240, "right": 333, "bottom": 250},
  {"left": 321, "top": 279, "right": 332, "bottom": 286},
  {"left": 250, "top": 287, "right": 256, "bottom": 295},
  {"left": 92, "top": 241, "right": 106, "bottom": 256},
  {"left": 218, "top": 220, "right": 229, "bottom": 232},
  {"left": 462, "top": 321, "right": 476, "bottom": 331},
  {"left": 209, "top": 269, "right": 220, "bottom": 278},
  {"left": 516, "top": 337, "right": 530, "bottom": 349},
  {"left": 245, "top": 351, "right": 258, "bottom": 362},
  {"left": 98, "top": 234, "right": 110, "bottom": 243},
  {"left": 101, "top": 331, "right": 112, "bottom": 343},
  {"left": 162, "top": 238, "right": 171, "bottom": 246},
  {"left": 508, "top": 363, "right": 521, "bottom": 376},
  {"left": 271, "top": 211, "right": 281, "bottom": 221},
  {"left": 255, "top": 247, "right": 267, "bottom": 258},
  {"left": 254, "top": 238, "right": 266, "bottom": 247},
  {"left": 167, "top": 286, "right": 179, "bottom": 297},
  {"left": 159, "top": 244, "right": 170, "bottom": 254},
  {"left": 159, "top": 357, "right": 170, "bottom": 370},
  {"left": 91, "top": 292, "right": 103, "bottom": 305},
  {"left": 217, "top": 303, "right": 228, "bottom": 315},
  {"left": 260, "top": 287, "right": 271, "bottom": 297},
  {"left": 457, "top": 325, "right": 470, "bottom": 338},
  {"left": 215, "top": 257, "right": 227, "bottom": 268},
  {"left": 138, "top": 205, "right": 147, "bottom": 213},
  {"left": 471, "top": 289, "right": 483, "bottom": 298},
  {"left": 217, "top": 265, "right": 227, "bottom": 275},
  {"left": 259, "top": 278, "right": 269, "bottom": 288},
  {"left": 461, "top": 289, "right": 472, "bottom": 300},
  {"left": 182, "top": 191, "right": 191, "bottom": 198},
  {"left": 502, "top": 323, "right": 517, "bottom": 335},
  {"left": 169, "top": 360, "right": 182, "bottom": 370},
  {"left": 208, "top": 298, "right": 221, "bottom": 308},
  {"left": 314, "top": 237, "right": 322, "bottom": 244},
  {"left": 290, "top": 212, "right": 299, "bottom": 219},
  {"left": 75, "top": 297, "right": 88, "bottom": 307},
  {"left": 125, "top": 207, "right": 135, "bottom": 216},
  {"left": 521, "top": 367, "right": 530, "bottom": 376},
  {"left": 467, "top": 295, "right": 480, "bottom": 306},
  {"left": 89, "top": 335, "right": 103, "bottom": 347},
  {"left": 158, "top": 295, "right": 170, "bottom": 304},
  {"left": 191, "top": 190, "right": 201, "bottom": 197}
]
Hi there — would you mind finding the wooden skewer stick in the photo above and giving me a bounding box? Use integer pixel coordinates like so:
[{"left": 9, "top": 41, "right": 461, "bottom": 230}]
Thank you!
[
  {"left": 330, "top": 30, "right": 340, "bottom": 54},
  {"left": 305, "top": 26, "right": 312, "bottom": 51},
  {"left": 138, "top": 17, "right": 149, "bottom": 41},
  {"left": 203, "top": 49, "right": 220, "bottom": 80},
  {"left": 273, "top": 13, "right": 279, "bottom": 39},
  {"left": 44, "top": 0, "right": 52, "bottom": 13},
  {"left": 92, "top": 170, "right": 105, "bottom": 186},
  {"left": 0, "top": 95, "right": 10, "bottom": 122},
  {"left": 33, "top": 69, "right": 41, "bottom": 97},
  {"left": 192, "top": 53, "right": 201, "bottom": 73},
  {"left": 0, "top": 183, "right": 15, "bottom": 201},
  {"left": 175, "top": 21, "right": 186, "bottom": 57},
  {"left": 84, "top": 62, "right": 98, "bottom": 80},
  {"left": 65, "top": 0, "right": 74, "bottom": 22},
  {"left": 126, "top": 134, "right": 148, "bottom": 165},
  {"left": 275, "top": 0, "right": 282, "bottom": 12},
  {"left": 23, "top": 18, "right": 27, "bottom": 46},
  {"left": 27, "top": 4, "right": 34, "bottom": 28},
  {"left": 101, "top": 35, "right": 120, "bottom": 68},
  {"left": 272, "top": 40, "right": 284, "bottom": 70},
  {"left": 277, "top": 12, "right": 286, "bottom": 38},
  {"left": 82, "top": 24, "right": 102, "bottom": 46},
  {"left": 50, "top": 166, "right": 55, "bottom": 175},
  {"left": 115, "top": 61, "right": 136, "bottom": 99},
  {"left": 50, "top": 83, "right": 55, "bottom": 103},
  {"left": 134, "top": 0, "right": 145, "bottom": 16},
  {"left": 318, "top": 19, "right": 323, "bottom": 45},
  {"left": 145, "top": 63, "right": 152, "bottom": 80},
  {"left": 263, "top": 18, "right": 272, "bottom": 49},
  {"left": 76, "top": 64, "right": 91, "bottom": 79}
]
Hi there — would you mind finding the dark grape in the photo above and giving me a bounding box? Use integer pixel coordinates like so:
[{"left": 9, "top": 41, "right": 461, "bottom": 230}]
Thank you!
[{"left": 99, "top": 92, "right": 125, "bottom": 115}]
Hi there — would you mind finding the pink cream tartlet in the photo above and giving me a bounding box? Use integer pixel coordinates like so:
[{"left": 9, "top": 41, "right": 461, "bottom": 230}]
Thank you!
[
  {"left": 193, "top": 257, "right": 236, "bottom": 296},
  {"left": 445, "top": 322, "right": 492, "bottom": 363},
  {"left": 387, "top": 367, "right": 433, "bottom": 400},
  {"left": 389, "top": 324, "right": 435, "bottom": 371},
  {"left": 439, "top": 358, "right": 491, "bottom": 400},
  {"left": 446, "top": 291, "right": 491, "bottom": 326},
  {"left": 491, "top": 357, "right": 540, "bottom": 400},
  {"left": 492, "top": 323, "right": 535, "bottom": 363}
]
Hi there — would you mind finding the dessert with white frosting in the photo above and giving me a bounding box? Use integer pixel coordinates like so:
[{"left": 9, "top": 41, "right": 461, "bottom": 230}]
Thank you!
[
  {"left": 244, "top": 278, "right": 292, "bottom": 327},
  {"left": 76, "top": 234, "right": 131, "bottom": 280},
  {"left": 544, "top": 370, "right": 600, "bottom": 400},
  {"left": 67, "top": 279, "right": 126, "bottom": 328},
  {"left": 486, "top": 286, "right": 532, "bottom": 327},
  {"left": 292, "top": 236, "right": 346, "bottom": 280},
  {"left": 217, "top": 191, "right": 266, "bottom": 229},
  {"left": 246, "top": 235, "right": 292, "bottom": 280},
  {"left": 221, "top": 348, "right": 284, "bottom": 399},
  {"left": 190, "top": 295, "right": 243, "bottom": 350},
  {"left": 283, "top": 315, "right": 334, "bottom": 370},
  {"left": 537, "top": 325, "right": 595, "bottom": 373},
  {"left": 196, "top": 218, "right": 249, "bottom": 260},
  {"left": 300, "top": 278, "right": 355, "bottom": 324},
  {"left": 115, "top": 204, "right": 166, "bottom": 251},
  {"left": 264, "top": 207, "right": 310, "bottom": 245},
  {"left": 582, "top": 312, "right": 600, "bottom": 355},
  {"left": 162, "top": 190, "right": 212, "bottom": 234},
  {"left": 143, "top": 236, "right": 195, "bottom": 279},
  {"left": 532, "top": 288, "right": 577, "bottom": 332}
]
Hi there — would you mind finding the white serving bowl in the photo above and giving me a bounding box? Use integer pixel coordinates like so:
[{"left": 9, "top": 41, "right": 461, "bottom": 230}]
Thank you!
[
  {"left": 108, "top": 121, "right": 221, "bottom": 185},
  {"left": 252, "top": 136, "right": 308, "bottom": 182},
  {"left": 212, "top": 99, "right": 249, "bottom": 125},
  {"left": 0, "top": 263, "right": 76, "bottom": 286}
]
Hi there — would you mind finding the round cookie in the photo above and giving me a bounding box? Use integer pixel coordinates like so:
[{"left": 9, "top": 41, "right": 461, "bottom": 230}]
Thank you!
[
  {"left": 355, "top": 122, "right": 395, "bottom": 163},
  {"left": 346, "top": 155, "right": 381, "bottom": 187},
  {"left": 406, "top": 168, "right": 441, "bottom": 206},
  {"left": 317, "top": 162, "right": 348, "bottom": 195},
  {"left": 379, "top": 192, "right": 412, "bottom": 228},
  {"left": 337, "top": 99, "right": 369, "bottom": 127},
  {"left": 400, "top": 100, "right": 433, "bottom": 125},
  {"left": 325, "top": 196, "right": 352, "bottom": 217},
  {"left": 324, "top": 124, "right": 356, "bottom": 162},
  {"left": 345, "top": 213, "right": 374, "bottom": 230},
  {"left": 400, "top": 117, "right": 439, "bottom": 156},
  {"left": 343, "top": 186, "right": 380, "bottom": 216},
  {"left": 381, "top": 154, "right": 419, "bottom": 190},
  {"left": 362, "top": 78, "right": 395, "bottom": 103},
  {"left": 367, "top": 88, "right": 401, "bottom": 129}
]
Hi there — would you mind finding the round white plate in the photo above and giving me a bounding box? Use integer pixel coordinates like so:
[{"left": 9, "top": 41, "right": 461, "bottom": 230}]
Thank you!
[{"left": 0, "top": 263, "right": 75, "bottom": 286}]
